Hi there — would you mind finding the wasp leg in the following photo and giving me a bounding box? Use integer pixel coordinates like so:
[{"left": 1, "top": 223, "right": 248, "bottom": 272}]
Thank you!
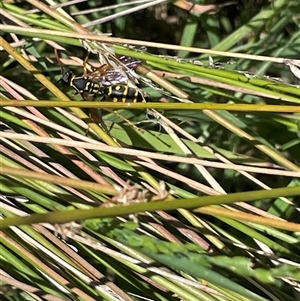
[
  {"left": 83, "top": 51, "right": 91, "bottom": 76},
  {"left": 81, "top": 92, "right": 108, "bottom": 134},
  {"left": 84, "top": 108, "right": 109, "bottom": 135},
  {"left": 90, "top": 108, "right": 108, "bottom": 130}
]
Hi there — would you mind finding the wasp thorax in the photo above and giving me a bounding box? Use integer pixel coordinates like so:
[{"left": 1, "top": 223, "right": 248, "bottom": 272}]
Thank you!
[{"left": 71, "top": 77, "right": 91, "bottom": 93}]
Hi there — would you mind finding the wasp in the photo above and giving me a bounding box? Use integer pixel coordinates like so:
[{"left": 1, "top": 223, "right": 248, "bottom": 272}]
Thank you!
[
  {"left": 59, "top": 70, "right": 149, "bottom": 103},
  {"left": 57, "top": 52, "right": 149, "bottom": 103}
]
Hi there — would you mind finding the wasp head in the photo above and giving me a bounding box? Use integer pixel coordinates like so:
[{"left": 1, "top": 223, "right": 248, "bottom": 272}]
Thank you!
[{"left": 59, "top": 70, "right": 74, "bottom": 85}]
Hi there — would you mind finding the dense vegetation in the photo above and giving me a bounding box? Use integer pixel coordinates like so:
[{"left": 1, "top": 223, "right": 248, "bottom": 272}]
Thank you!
[{"left": 1, "top": 1, "right": 299, "bottom": 301}]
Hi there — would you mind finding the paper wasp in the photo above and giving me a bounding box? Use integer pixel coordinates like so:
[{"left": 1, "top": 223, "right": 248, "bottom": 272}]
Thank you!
[{"left": 57, "top": 51, "right": 149, "bottom": 103}]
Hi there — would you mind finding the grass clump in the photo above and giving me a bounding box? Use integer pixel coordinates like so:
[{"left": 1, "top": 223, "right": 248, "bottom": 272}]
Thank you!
[{"left": 0, "top": 1, "right": 299, "bottom": 300}]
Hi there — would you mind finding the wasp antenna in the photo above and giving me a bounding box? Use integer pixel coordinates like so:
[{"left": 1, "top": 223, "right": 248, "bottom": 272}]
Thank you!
[
  {"left": 54, "top": 48, "right": 65, "bottom": 75},
  {"left": 83, "top": 51, "right": 91, "bottom": 76}
]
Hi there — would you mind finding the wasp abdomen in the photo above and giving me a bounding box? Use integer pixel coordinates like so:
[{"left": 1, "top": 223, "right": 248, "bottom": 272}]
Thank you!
[{"left": 104, "top": 85, "right": 148, "bottom": 102}]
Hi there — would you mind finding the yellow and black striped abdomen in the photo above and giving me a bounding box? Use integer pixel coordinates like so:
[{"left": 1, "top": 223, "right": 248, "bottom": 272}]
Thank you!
[{"left": 104, "top": 85, "right": 148, "bottom": 102}]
